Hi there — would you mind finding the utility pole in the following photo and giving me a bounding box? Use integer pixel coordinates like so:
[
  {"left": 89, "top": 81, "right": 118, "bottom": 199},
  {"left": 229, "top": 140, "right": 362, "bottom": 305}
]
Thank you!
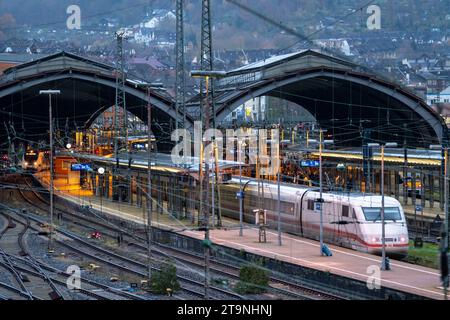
[
  {"left": 175, "top": 0, "right": 186, "bottom": 131},
  {"left": 369, "top": 142, "right": 397, "bottom": 270},
  {"left": 319, "top": 129, "right": 324, "bottom": 255},
  {"left": 200, "top": 0, "right": 213, "bottom": 300},
  {"left": 191, "top": 70, "right": 226, "bottom": 300},
  {"left": 277, "top": 120, "right": 282, "bottom": 246},
  {"left": 238, "top": 139, "right": 244, "bottom": 236},
  {"left": 146, "top": 87, "right": 153, "bottom": 284},
  {"left": 114, "top": 31, "right": 128, "bottom": 201},
  {"left": 203, "top": 76, "right": 211, "bottom": 300},
  {"left": 381, "top": 144, "right": 387, "bottom": 270},
  {"left": 40, "top": 90, "right": 61, "bottom": 252},
  {"left": 308, "top": 131, "right": 333, "bottom": 255},
  {"left": 431, "top": 144, "right": 449, "bottom": 298}
]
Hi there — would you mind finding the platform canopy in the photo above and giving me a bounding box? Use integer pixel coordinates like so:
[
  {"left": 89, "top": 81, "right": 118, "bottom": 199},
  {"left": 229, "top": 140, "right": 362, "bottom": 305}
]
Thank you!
[
  {"left": 187, "top": 49, "right": 448, "bottom": 148},
  {"left": 0, "top": 51, "right": 192, "bottom": 152}
]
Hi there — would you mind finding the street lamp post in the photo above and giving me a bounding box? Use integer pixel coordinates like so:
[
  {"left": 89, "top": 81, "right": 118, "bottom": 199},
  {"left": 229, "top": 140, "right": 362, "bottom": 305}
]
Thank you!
[
  {"left": 431, "top": 144, "right": 449, "bottom": 298},
  {"left": 430, "top": 145, "right": 449, "bottom": 250},
  {"left": 146, "top": 86, "right": 153, "bottom": 284},
  {"left": 98, "top": 167, "right": 105, "bottom": 215},
  {"left": 277, "top": 122, "right": 282, "bottom": 246},
  {"left": 238, "top": 140, "right": 245, "bottom": 237},
  {"left": 40, "top": 90, "right": 61, "bottom": 252},
  {"left": 308, "top": 130, "right": 334, "bottom": 256},
  {"left": 368, "top": 142, "right": 397, "bottom": 270}
]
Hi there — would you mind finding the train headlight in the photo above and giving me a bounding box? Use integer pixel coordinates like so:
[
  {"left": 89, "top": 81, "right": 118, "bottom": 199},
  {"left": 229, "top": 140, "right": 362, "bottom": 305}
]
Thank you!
[
  {"left": 24, "top": 162, "right": 28, "bottom": 166},
  {"left": 371, "top": 237, "right": 379, "bottom": 243},
  {"left": 400, "top": 236, "right": 407, "bottom": 243},
  {"left": 34, "top": 162, "right": 37, "bottom": 166}
]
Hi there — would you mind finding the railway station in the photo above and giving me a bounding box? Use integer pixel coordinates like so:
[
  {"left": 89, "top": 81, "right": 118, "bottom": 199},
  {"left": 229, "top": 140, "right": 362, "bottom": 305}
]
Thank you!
[
  {"left": 0, "top": 0, "right": 449, "bottom": 304},
  {"left": 1, "top": 45, "right": 449, "bottom": 302}
]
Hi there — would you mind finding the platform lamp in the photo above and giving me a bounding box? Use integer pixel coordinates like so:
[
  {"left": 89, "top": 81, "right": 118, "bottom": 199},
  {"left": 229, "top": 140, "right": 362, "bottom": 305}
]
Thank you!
[
  {"left": 430, "top": 144, "right": 449, "bottom": 299},
  {"left": 40, "top": 89, "right": 61, "bottom": 253},
  {"left": 98, "top": 167, "right": 105, "bottom": 216},
  {"left": 237, "top": 139, "right": 247, "bottom": 237},
  {"left": 368, "top": 142, "right": 398, "bottom": 271},
  {"left": 64, "top": 144, "right": 72, "bottom": 186},
  {"left": 308, "top": 129, "right": 334, "bottom": 256}
]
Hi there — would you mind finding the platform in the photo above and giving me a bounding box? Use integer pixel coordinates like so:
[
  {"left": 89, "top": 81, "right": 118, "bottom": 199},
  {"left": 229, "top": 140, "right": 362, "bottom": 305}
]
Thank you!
[{"left": 34, "top": 174, "right": 446, "bottom": 300}]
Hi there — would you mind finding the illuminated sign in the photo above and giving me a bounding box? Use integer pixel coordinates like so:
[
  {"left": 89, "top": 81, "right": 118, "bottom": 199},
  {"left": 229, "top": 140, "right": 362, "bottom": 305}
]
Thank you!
[
  {"left": 71, "top": 163, "right": 93, "bottom": 171},
  {"left": 300, "top": 160, "right": 320, "bottom": 167}
]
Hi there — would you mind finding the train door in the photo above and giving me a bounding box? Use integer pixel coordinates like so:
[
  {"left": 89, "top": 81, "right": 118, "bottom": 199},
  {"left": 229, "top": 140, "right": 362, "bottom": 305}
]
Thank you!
[
  {"left": 295, "top": 191, "right": 303, "bottom": 235},
  {"left": 339, "top": 202, "right": 357, "bottom": 249}
]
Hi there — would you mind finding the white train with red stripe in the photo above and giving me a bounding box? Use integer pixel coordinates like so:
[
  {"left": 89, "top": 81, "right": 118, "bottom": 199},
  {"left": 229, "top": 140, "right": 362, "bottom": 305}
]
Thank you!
[{"left": 220, "top": 177, "right": 409, "bottom": 256}]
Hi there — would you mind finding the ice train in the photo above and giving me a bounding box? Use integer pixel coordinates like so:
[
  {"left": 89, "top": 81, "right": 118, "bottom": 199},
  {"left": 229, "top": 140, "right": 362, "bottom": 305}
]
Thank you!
[{"left": 220, "top": 177, "right": 409, "bottom": 256}]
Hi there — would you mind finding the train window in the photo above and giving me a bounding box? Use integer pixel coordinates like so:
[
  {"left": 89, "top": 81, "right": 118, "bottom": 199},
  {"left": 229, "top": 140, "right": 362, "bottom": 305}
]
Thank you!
[
  {"left": 342, "top": 205, "right": 349, "bottom": 217},
  {"left": 352, "top": 208, "right": 357, "bottom": 219},
  {"left": 362, "top": 207, "right": 402, "bottom": 221},
  {"left": 307, "top": 199, "right": 314, "bottom": 211},
  {"left": 281, "top": 201, "right": 294, "bottom": 215}
]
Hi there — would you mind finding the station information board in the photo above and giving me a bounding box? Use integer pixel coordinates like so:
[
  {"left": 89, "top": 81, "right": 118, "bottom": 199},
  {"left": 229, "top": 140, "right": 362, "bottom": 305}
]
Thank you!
[
  {"left": 300, "top": 160, "right": 320, "bottom": 167},
  {"left": 71, "top": 163, "right": 93, "bottom": 171}
]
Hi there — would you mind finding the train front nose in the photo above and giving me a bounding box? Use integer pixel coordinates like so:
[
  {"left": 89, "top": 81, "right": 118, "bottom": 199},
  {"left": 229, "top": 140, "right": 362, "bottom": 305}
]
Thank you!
[{"left": 366, "top": 230, "right": 409, "bottom": 257}]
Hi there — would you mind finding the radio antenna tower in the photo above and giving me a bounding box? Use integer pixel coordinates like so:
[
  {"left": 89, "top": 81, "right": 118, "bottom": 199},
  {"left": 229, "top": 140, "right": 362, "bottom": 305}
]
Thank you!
[{"left": 175, "top": 0, "right": 186, "bottom": 130}]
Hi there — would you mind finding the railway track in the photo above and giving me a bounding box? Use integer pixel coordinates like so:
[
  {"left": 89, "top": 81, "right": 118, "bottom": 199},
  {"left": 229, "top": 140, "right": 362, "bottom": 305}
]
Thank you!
[
  {"left": 17, "top": 177, "right": 246, "bottom": 299},
  {"left": 6, "top": 185, "right": 244, "bottom": 300},
  {"left": 0, "top": 209, "right": 155, "bottom": 300},
  {"left": 0, "top": 280, "right": 42, "bottom": 300},
  {"left": 0, "top": 188, "right": 155, "bottom": 301},
  {"left": 3, "top": 253, "right": 147, "bottom": 300},
  {"left": 16, "top": 175, "right": 348, "bottom": 300},
  {"left": 147, "top": 242, "right": 345, "bottom": 300},
  {"left": 0, "top": 206, "right": 61, "bottom": 300}
]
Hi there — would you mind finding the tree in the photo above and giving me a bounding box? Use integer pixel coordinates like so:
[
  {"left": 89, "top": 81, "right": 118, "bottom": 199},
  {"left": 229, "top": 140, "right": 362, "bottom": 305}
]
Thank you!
[
  {"left": 150, "top": 263, "right": 181, "bottom": 294},
  {"left": 235, "top": 264, "right": 269, "bottom": 294}
]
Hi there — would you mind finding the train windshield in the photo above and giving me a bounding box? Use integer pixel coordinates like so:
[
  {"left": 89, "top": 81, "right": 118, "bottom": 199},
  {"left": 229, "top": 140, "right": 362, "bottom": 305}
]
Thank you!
[
  {"left": 362, "top": 207, "right": 402, "bottom": 222},
  {"left": 24, "top": 151, "right": 38, "bottom": 162}
]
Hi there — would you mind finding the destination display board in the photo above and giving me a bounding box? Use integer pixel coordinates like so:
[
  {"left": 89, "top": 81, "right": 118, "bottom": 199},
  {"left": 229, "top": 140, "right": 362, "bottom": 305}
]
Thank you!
[{"left": 71, "top": 163, "right": 93, "bottom": 171}]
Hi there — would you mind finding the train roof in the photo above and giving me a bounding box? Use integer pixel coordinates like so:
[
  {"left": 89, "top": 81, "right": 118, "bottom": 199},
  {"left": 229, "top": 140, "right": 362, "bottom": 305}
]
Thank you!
[{"left": 228, "top": 176, "right": 402, "bottom": 207}]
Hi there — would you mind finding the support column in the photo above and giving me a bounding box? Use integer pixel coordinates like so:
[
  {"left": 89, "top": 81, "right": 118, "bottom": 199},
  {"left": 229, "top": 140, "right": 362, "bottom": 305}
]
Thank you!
[
  {"left": 440, "top": 173, "right": 444, "bottom": 210},
  {"left": 358, "top": 167, "right": 362, "bottom": 192},
  {"left": 92, "top": 172, "right": 98, "bottom": 196},
  {"left": 105, "top": 172, "right": 110, "bottom": 199},
  {"left": 137, "top": 175, "right": 142, "bottom": 208},
  {"left": 158, "top": 175, "right": 163, "bottom": 215},
  {"left": 421, "top": 170, "right": 426, "bottom": 209},
  {"left": 411, "top": 173, "right": 417, "bottom": 207},
  {"left": 394, "top": 171, "right": 399, "bottom": 199},
  {"left": 403, "top": 167, "right": 409, "bottom": 205},
  {"left": 128, "top": 175, "right": 133, "bottom": 205},
  {"left": 429, "top": 172, "right": 434, "bottom": 209},
  {"left": 387, "top": 169, "right": 392, "bottom": 196}
]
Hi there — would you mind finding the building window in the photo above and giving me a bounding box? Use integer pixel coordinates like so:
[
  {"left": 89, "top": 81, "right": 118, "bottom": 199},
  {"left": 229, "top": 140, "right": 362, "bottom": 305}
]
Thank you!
[{"left": 62, "top": 161, "right": 71, "bottom": 170}]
